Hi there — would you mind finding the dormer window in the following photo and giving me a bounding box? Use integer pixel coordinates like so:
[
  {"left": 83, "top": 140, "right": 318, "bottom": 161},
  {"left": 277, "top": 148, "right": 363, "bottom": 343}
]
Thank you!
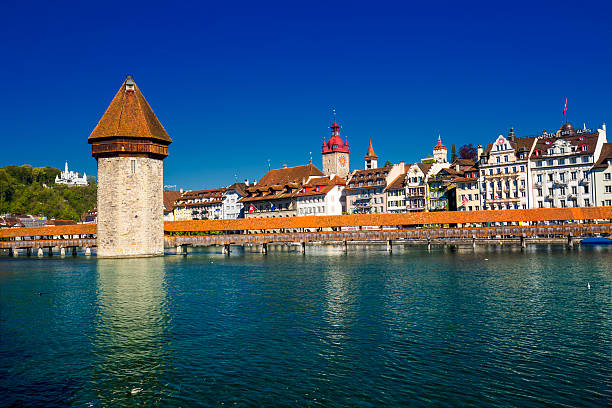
[
  {"left": 545, "top": 140, "right": 551, "bottom": 145},
  {"left": 579, "top": 136, "right": 585, "bottom": 141},
  {"left": 581, "top": 144, "right": 588, "bottom": 151},
  {"left": 535, "top": 149, "right": 542, "bottom": 157}
]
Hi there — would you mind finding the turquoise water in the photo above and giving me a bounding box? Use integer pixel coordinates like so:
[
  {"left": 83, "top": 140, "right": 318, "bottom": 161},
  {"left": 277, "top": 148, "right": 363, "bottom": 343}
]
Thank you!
[{"left": 0, "top": 245, "right": 610, "bottom": 407}]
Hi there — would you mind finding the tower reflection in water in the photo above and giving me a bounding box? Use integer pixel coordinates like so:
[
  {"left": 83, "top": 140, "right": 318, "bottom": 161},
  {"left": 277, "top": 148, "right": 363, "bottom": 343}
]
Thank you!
[{"left": 91, "top": 257, "right": 171, "bottom": 404}]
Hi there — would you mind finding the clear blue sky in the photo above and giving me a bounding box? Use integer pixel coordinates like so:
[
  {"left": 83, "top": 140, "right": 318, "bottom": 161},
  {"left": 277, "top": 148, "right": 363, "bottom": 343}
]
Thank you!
[{"left": 2, "top": 0, "right": 611, "bottom": 189}]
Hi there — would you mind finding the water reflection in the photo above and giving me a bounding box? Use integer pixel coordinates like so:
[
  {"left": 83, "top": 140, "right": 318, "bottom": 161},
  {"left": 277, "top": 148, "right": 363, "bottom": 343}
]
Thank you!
[
  {"left": 322, "top": 260, "right": 355, "bottom": 348},
  {"left": 89, "top": 257, "right": 170, "bottom": 405}
]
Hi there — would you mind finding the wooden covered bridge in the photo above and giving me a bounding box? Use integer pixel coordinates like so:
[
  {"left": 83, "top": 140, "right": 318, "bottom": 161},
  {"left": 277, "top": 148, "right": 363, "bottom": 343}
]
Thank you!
[{"left": 1, "top": 207, "right": 611, "bottom": 256}]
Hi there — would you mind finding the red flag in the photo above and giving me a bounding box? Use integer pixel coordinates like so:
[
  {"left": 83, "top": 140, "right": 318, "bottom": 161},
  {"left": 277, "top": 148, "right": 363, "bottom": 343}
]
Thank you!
[
  {"left": 462, "top": 197, "right": 468, "bottom": 206},
  {"left": 248, "top": 204, "right": 256, "bottom": 213},
  {"left": 563, "top": 98, "right": 567, "bottom": 116}
]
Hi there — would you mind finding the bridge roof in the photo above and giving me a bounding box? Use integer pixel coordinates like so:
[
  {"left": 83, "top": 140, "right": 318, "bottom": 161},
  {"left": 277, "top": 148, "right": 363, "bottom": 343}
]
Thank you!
[
  {"left": 164, "top": 207, "right": 612, "bottom": 232},
  {"left": 88, "top": 76, "right": 172, "bottom": 144}
]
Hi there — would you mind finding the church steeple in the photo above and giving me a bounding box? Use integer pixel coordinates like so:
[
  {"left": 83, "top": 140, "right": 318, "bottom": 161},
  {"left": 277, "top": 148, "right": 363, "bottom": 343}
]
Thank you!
[{"left": 364, "top": 139, "right": 378, "bottom": 169}]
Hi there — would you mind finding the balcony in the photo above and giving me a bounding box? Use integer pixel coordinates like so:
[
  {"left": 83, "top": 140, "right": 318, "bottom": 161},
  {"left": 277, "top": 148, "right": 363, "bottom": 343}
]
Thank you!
[
  {"left": 579, "top": 178, "right": 590, "bottom": 185},
  {"left": 487, "top": 171, "right": 519, "bottom": 178},
  {"left": 356, "top": 193, "right": 372, "bottom": 200},
  {"left": 553, "top": 179, "right": 567, "bottom": 186},
  {"left": 534, "top": 181, "right": 542, "bottom": 187},
  {"left": 545, "top": 195, "right": 554, "bottom": 201}
]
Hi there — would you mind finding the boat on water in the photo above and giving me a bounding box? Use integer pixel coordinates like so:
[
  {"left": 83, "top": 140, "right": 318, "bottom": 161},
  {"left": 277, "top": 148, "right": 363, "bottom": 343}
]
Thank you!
[{"left": 581, "top": 237, "right": 612, "bottom": 245}]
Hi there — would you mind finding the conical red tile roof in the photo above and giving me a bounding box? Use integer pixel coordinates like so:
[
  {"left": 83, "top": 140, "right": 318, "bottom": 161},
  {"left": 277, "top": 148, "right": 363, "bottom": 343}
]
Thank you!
[
  {"left": 365, "top": 139, "right": 377, "bottom": 158},
  {"left": 88, "top": 76, "right": 172, "bottom": 144}
]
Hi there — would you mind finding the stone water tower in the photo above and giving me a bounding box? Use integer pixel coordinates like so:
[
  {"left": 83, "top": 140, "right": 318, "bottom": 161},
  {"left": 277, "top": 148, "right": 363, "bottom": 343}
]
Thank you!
[{"left": 88, "top": 75, "right": 172, "bottom": 257}]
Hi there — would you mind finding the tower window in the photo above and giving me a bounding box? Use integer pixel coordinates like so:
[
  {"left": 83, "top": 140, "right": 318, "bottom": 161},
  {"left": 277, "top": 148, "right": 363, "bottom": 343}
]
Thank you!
[{"left": 131, "top": 159, "right": 136, "bottom": 174}]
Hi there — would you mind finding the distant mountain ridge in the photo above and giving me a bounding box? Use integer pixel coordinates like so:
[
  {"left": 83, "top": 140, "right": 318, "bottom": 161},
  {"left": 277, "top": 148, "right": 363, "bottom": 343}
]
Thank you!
[{"left": 0, "top": 165, "right": 96, "bottom": 222}]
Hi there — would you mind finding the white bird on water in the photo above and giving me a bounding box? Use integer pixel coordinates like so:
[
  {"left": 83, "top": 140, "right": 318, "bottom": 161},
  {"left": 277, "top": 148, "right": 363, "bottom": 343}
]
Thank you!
[{"left": 587, "top": 282, "right": 591, "bottom": 290}]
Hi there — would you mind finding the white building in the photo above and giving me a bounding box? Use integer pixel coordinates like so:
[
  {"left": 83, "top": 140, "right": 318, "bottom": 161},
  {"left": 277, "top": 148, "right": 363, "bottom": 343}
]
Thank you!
[
  {"left": 404, "top": 163, "right": 431, "bottom": 211},
  {"left": 592, "top": 143, "right": 612, "bottom": 207},
  {"left": 529, "top": 122, "right": 607, "bottom": 208},
  {"left": 478, "top": 129, "right": 536, "bottom": 210},
  {"left": 55, "top": 161, "right": 88, "bottom": 186},
  {"left": 296, "top": 175, "right": 346, "bottom": 216},
  {"left": 223, "top": 183, "right": 247, "bottom": 219}
]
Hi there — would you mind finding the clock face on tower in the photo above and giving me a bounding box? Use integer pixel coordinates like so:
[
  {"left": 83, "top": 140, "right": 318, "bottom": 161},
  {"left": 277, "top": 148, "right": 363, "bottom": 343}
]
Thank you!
[{"left": 338, "top": 155, "right": 347, "bottom": 167}]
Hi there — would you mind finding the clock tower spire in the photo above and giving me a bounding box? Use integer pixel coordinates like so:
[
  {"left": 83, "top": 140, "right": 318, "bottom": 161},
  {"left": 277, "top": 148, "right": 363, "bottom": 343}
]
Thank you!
[{"left": 321, "top": 115, "right": 350, "bottom": 178}]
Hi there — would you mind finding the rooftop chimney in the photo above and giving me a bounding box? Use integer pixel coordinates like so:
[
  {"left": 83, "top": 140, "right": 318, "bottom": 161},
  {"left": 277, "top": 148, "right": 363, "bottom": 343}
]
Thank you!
[{"left": 282, "top": 164, "right": 287, "bottom": 168}]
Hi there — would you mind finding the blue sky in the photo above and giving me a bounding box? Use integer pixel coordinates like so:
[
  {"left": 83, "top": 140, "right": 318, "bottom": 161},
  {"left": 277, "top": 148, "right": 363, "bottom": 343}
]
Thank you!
[{"left": 2, "top": 1, "right": 611, "bottom": 189}]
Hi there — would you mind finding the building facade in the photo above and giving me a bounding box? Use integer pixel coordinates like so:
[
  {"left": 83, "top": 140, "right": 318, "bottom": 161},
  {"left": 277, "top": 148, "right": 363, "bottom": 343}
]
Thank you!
[
  {"left": 173, "top": 189, "right": 225, "bottom": 220},
  {"left": 529, "top": 122, "right": 607, "bottom": 208},
  {"left": 322, "top": 120, "right": 350, "bottom": 179},
  {"left": 88, "top": 75, "right": 171, "bottom": 257},
  {"left": 345, "top": 158, "right": 405, "bottom": 214},
  {"left": 455, "top": 160, "right": 480, "bottom": 211},
  {"left": 478, "top": 129, "right": 535, "bottom": 210}
]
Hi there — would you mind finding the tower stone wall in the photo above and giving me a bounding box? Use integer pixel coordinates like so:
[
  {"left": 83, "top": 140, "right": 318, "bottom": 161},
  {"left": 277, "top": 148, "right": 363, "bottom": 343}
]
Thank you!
[
  {"left": 96, "top": 157, "right": 164, "bottom": 257},
  {"left": 322, "top": 152, "right": 349, "bottom": 179}
]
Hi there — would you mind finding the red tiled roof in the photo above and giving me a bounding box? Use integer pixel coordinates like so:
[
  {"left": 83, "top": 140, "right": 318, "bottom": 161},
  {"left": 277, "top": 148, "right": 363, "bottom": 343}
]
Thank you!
[
  {"left": 163, "top": 190, "right": 182, "bottom": 211},
  {"left": 240, "top": 164, "right": 325, "bottom": 202},
  {"left": 433, "top": 135, "right": 446, "bottom": 150},
  {"left": 593, "top": 143, "right": 612, "bottom": 169},
  {"left": 297, "top": 176, "right": 346, "bottom": 197},
  {"left": 227, "top": 182, "right": 247, "bottom": 196},
  {"left": 257, "top": 164, "right": 324, "bottom": 186},
  {"left": 416, "top": 163, "right": 433, "bottom": 175},
  {"left": 365, "top": 139, "right": 377, "bottom": 159},
  {"left": 346, "top": 166, "right": 391, "bottom": 190},
  {"left": 88, "top": 76, "right": 172, "bottom": 144},
  {"left": 530, "top": 131, "right": 599, "bottom": 158},
  {"left": 484, "top": 136, "right": 536, "bottom": 156},
  {"left": 386, "top": 174, "right": 406, "bottom": 190}
]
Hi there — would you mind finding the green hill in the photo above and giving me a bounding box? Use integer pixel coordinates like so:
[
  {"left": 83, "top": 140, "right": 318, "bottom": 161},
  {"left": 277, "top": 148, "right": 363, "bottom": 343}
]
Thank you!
[{"left": 0, "top": 165, "right": 96, "bottom": 222}]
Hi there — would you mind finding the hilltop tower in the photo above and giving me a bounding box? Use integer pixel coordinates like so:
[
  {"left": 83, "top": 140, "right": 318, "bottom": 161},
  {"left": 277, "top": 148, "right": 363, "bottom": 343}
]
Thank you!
[
  {"left": 88, "top": 75, "right": 172, "bottom": 257},
  {"left": 433, "top": 135, "right": 448, "bottom": 163},
  {"left": 322, "top": 120, "right": 350, "bottom": 178},
  {"left": 364, "top": 139, "right": 378, "bottom": 169}
]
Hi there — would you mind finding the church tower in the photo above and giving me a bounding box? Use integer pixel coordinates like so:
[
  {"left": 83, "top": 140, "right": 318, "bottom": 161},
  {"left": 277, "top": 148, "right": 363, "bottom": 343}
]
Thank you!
[
  {"left": 88, "top": 75, "right": 172, "bottom": 258},
  {"left": 364, "top": 139, "right": 378, "bottom": 169},
  {"left": 322, "top": 120, "right": 350, "bottom": 178},
  {"left": 433, "top": 135, "right": 448, "bottom": 163}
]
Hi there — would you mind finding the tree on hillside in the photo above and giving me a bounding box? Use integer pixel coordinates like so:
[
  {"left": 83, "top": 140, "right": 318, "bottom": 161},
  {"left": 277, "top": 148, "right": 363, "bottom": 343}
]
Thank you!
[
  {"left": 458, "top": 144, "right": 478, "bottom": 161},
  {"left": 384, "top": 160, "right": 392, "bottom": 167},
  {"left": 0, "top": 165, "right": 96, "bottom": 221},
  {"left": 451, "top": 144, "right": 457, "bottom": 162}
]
